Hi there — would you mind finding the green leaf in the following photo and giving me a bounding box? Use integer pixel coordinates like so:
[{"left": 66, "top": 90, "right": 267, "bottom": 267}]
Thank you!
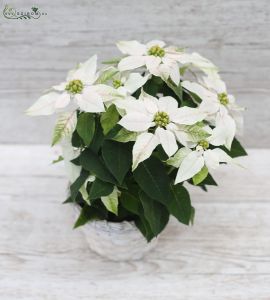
[
  {"left": 180, "top": 65, "right": 189, "bottom": 76},
  {"left": 52, "top": 155, "right": 64, "bottom": 164},
  {"left": 73, "top": 205, "right": 105, "bottom": 229},
  {"left": 164, "top": 78, "right": 183, "bottom": 100},
  {"left": 168, "top": 185, "right": 192, "bottom": 225},
  {"left": 101, "top": 188, "right": 118, "bottom": 215},
  {"left": 190, "top": 206, "right": 195, "bottom": 225},
  {"left": 221, "top": 138, "right": 247, "bottom": 158},
  {"left": 199, "top": 173, "right": 217, "bottom": 186},
  {"left": 76, "top": 113, "right": 95, "bottom": 146},
  {"left": 186, "top": 124, "right": 211, "bottom": 142},
  {"left": 62, "top": 196, "right": 73, "bottom": 204},
  {"left": 52, "top": 111, "right": 77, "bottom": 146},
  {"left": 192, "top": 166, "right": 208, "bottom": 185},
  {"left": 100, "top": 104, "right": 119, "bottom": 135},
  {"left": 120, "top": 191, "right": 141, "bottom": 216},
  {"left": 142, "top": 76, "right": 163, "bottom": 96},
  {"left": 139, "top": 191, "right": 169, "bottom": 236},
  {"left": 166, "top": 148, "right": 191, "bottom": 168},
  {"left": 89, "top": 121, "right": 104, "bottom": 153},
  {"left": 133, "top": 156, "right": 172, "bottom": 206},
  {"left": 95, "top": 67, "right": 119, "bottom": 84},
  {"left": 70, "top": 170, "right": 89, "bottom": 201},
  {"left": 102, "top": 57, "right": 121, "bottom": 65},
  {"left": 89, "top": 178, "right": 114, "bottom": 199},
  {"left": 111, "top": 128, "right": 138, "bottom": 143},
  {"left": 102, "top": 140, "right": 132, "bottom": 184},
  {"left": 71, "top": 130, "right": 83, "bottom": 148},
  {"left": 80, "top": 149, "right": 117, "bottom": 184},
  {"left": 135, "top": 217, "right": 155, "bottom": 242}
]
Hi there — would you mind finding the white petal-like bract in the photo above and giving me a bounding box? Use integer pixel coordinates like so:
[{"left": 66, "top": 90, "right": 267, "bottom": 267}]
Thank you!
[
  {"left": 132, "top": 132, "right": 159, "bottom": 170},
  {"left": 175, "top": 150, "right": 205, "bottom": 184}
]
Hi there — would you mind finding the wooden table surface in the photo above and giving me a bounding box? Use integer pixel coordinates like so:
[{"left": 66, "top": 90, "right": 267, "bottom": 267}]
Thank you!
[{"left": 0, "top": 145, "right": 269, "bottom": 299}]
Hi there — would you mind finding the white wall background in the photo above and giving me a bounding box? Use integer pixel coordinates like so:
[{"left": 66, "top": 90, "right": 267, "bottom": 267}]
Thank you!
[{"left": 0, "top": 0, "right": 269, "bottom": 147}]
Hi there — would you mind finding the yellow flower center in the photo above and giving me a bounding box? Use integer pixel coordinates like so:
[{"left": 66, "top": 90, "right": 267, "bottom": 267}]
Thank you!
[
  {"left": 198, "top": 140, "right": 209, "bottom": 149},
  {"left": 154, "top": 111, "right": 170, "bottom": 127},
  {"left": 112, "top": 79, "right": 123, "bottom": 89},
  {"left": 65, "top": 79, "right": 84, "bottom": 94},
  {"left": 148, "top": 45, "right": 165, "bottom": 57},
  {"left": 218, "top": 92, "right": 229, "bottom": 106}
]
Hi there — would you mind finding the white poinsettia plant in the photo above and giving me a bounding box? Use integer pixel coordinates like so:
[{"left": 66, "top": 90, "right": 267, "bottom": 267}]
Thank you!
[{"left": 27, "top": 40, "right": 247, "bottom": 241}]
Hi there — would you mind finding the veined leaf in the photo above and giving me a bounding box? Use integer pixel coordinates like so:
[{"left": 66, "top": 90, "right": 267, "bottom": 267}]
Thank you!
[
  {"left": 101, "top": 187, "right": 119, "bottom": 215},
  {"left": 166, "top": 147, "right": 191, "bottom": 168},
  {"left": 70, "top": 170, "right": 89, "bottom": 201},
  {"left": 164, "top": 78, "right": 183, "bottom": 100},
  {"left": 168, "top": 185, "right": 192, "bottom": 225},
  {"left": 221, "top": 138, "right": 247, "bottom": 158},
  {"left": 186, "top": 124, "right": 210, "bottom": 142},
  {"left": 139, "top": 190, "right": 169, "bottom": 237},
  {"left": 95, "top": 67, "right": 119, "bottom": 84},
  {"left": 73, "top": 205, "right": 106, "bottom": 229},
  {"left": 51, "top": 111, "right": 77, "bottom": 146},
  {"left": 80, "top": 149, "right": 117, "bottom": 184},
  {"left": 100, "top": 104, "right": 119, "bottom": 135},
  {"left": 134, "top": 216, "right": 155, "bottom": 242},
  {"left": 89, "top": 178, "right": 114, "bottom": 199},
  {"left": 102, "top": 140, "right": 132, "bottom": 184},
  {"left": 133, "top": 156, "right": 172, "bottom": 206},
  {"left": 120, "top": 191, "right": 141, "bottom": 216},
  {"left": 111, "top": 128, "right": 138, "bottom": 143},
  {"left": 76, "top": 113, "right": 95, "bottom": 146}
]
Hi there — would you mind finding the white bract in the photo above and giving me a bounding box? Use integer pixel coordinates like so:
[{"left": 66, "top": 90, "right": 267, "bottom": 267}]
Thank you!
[
  {"left": 175, "top": 142, "right": 233, "bottom": 184},
  {"left": 112, "top": 72, "right": 150, "bottom": 96},
  {"left": 116, "top": 91, "right": 206, "bottom": 169},
  {"left": 117, "top": 40, "right": 218, "bottom": 85},
  {"left": 26, "top": 55, "right": 120, "bottom": 116},
  {"left": 27, "top": 40, "right": 245, "bottom": 193},
  {"left": 182, "top": 73, "right": 243, "bottom": 149}
]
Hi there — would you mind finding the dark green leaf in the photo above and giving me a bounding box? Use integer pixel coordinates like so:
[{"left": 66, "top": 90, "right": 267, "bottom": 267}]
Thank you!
[
  {"left": 70, "top": 170, "right": 89, "bottom": 201},
  {"left": 71, "top": 130, "right": 83, "bottom": 148},
  {"left": 133, "top": 156, "right": 172, "bottom": 206},
  {"left": 120, "top": 191, "right": 142, "bottom": 216},
  {"left": 200, "top": 173, "right": 217, "bottom": 186},
  {"left": 221, "top": 138, "right": 247, "bottom": 158},
  {"left": 76, "top": 113, "right": 95, "bottom": 146},
  {"left": 71, "top": 155, "right": 81, "bottom": 166},
  {"left": 100, "top": 104, "right": 119, "bottom": 135},
  {"left": 165, "top": 78, "right": 183, "bottom": 100},
  {"left": 135, "top": 217, "right": 155, "bottom": 242},
  {"left": 139, "top": 191, "right": 169, "bottom": 236},
  {"left": 80, "top": 149, "right": 117, "bottom": 184},
  {"left": 62, "top": 196, "right": 73, "bottom": 204},
  {"left": 89, "top": 120, "right": 104, "bottom": 153},
  {"left": 73, "top": 205, "right": 105, "bottom": 228},
  {"left": 89, "top": 178, "right": 114, "bottom": 199},
  {"left": 168, "top": 185, "right": 192, "bottom": 225},
  {"left": 102, "top": 140, "right": 132, "bottom": 184}
]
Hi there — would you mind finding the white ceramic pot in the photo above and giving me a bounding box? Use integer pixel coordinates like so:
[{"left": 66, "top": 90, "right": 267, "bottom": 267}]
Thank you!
[{"left": 73, "top": 206, "right": 158, "bottom": 261}]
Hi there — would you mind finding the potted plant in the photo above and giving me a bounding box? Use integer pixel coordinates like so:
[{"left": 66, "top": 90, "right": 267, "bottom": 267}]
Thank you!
[{"left": 27, "top": 40, "right": 247, "bottom": 261}]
